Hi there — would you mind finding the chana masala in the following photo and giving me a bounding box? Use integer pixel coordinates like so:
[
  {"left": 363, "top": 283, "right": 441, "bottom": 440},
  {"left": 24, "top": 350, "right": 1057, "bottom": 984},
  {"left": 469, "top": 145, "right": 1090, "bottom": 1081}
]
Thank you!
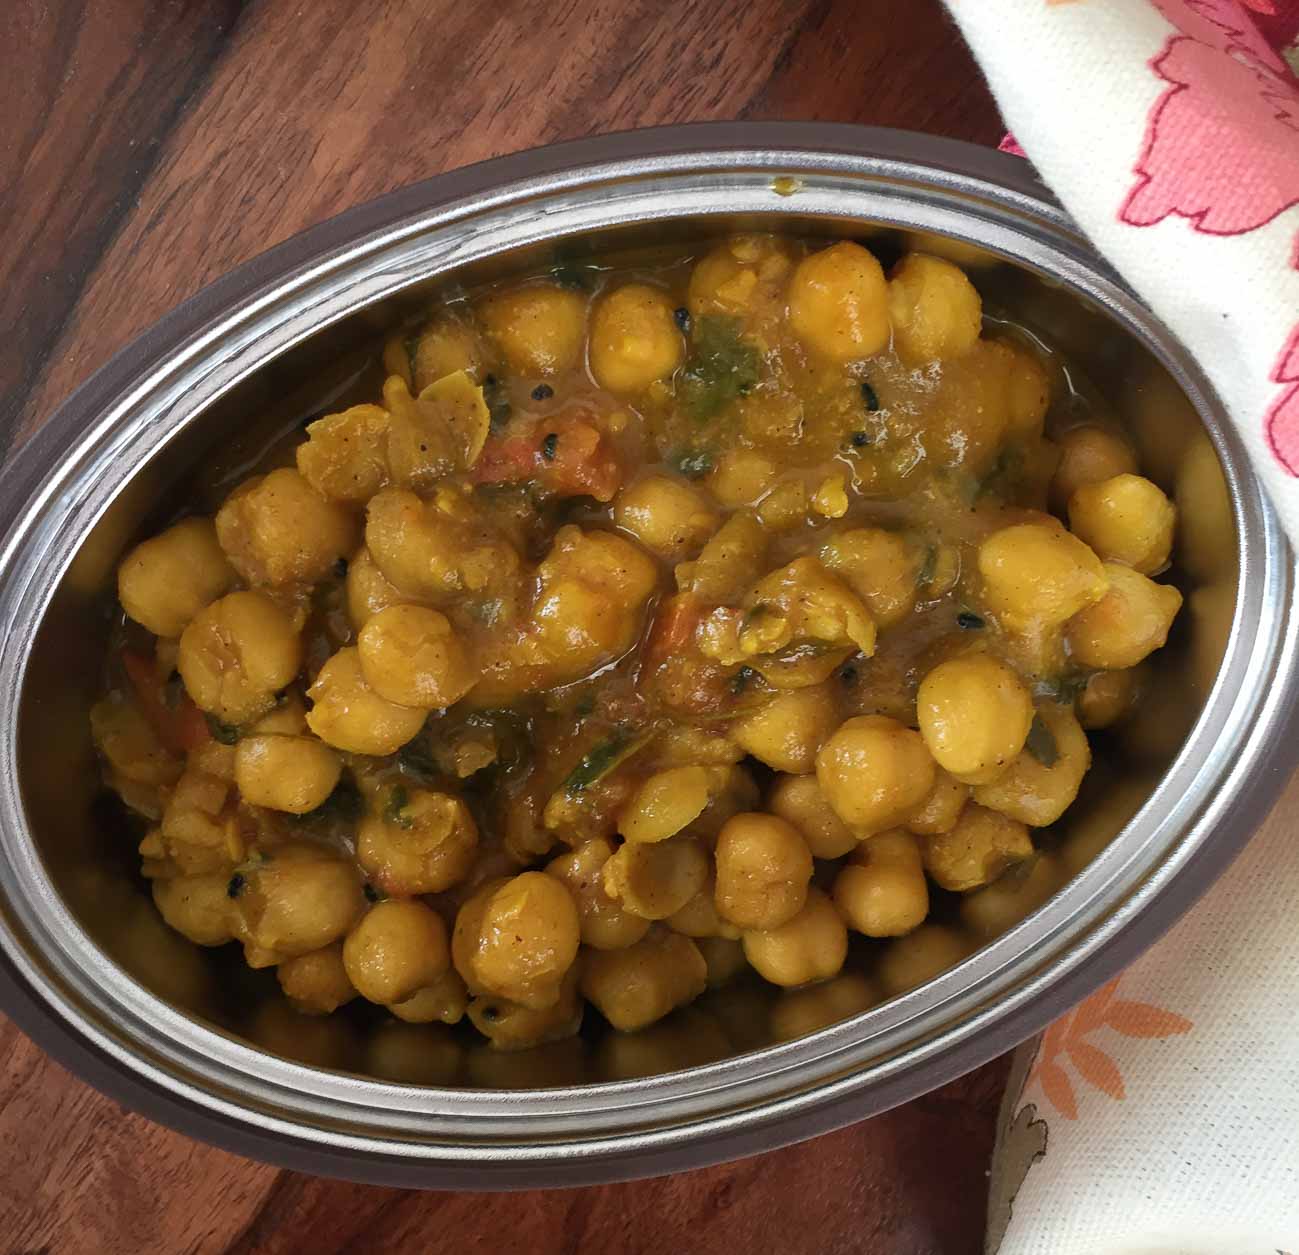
[{"left": 92, "top": 234, "right": 1182, "bottom": 1053}]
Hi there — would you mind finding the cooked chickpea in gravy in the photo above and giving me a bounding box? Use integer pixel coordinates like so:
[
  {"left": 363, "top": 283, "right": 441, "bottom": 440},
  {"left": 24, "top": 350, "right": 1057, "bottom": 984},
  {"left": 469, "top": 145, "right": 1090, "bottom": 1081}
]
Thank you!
[{"left": 92, "top": 233, "right": 1183, "bottom": 1060}]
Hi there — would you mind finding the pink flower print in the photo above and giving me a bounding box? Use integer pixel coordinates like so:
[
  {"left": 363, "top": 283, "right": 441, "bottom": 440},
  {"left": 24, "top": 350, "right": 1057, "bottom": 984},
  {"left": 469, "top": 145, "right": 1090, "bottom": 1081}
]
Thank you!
[
  {"left": 1240, "top": 0, "right": 1299, "bottom": 57},
  {"left": 1151, "top": 0, "right": 1295, "bottom": 78},
  {"left": 1264, "top": 324, "right": 1299, "bottom": 475},
  {"left": 1121, "top": 34, "right": 1299, "bottom": 233}
]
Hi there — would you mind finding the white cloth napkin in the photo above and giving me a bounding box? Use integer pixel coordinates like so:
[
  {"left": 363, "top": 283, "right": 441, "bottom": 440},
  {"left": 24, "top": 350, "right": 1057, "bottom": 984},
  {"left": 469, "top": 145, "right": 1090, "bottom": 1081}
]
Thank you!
[
  {"left": 947, "top": 0, "right": 1299, "bottom": 544},
  {"left": 985, "top": 776, "right": 1299, "bottom": 1254},
  {"left": 937, "top": 3, "right": 1299, "bottom": 1250}
]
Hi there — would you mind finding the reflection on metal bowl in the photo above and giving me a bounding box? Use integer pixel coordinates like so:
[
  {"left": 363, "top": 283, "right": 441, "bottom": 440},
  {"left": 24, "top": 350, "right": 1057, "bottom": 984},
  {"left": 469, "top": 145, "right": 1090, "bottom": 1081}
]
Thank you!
[{"left": 0, "top": 123, "right": 1295, "bottom": 1188}]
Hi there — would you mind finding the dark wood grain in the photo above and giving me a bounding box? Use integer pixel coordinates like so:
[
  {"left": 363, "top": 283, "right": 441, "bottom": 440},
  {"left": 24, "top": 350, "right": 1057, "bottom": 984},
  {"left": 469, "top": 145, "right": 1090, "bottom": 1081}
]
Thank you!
[
  {"left": 0, "top": 1, "right": 1008, "bottom": 1250},
  {"left": 0, "top": 1013, "right": 1010, "bottom": 1255},
  {"left": 11, "top": 0, "right": 1001, "bottom": 448},
  {"left": 0, "top": 0, "right": 243, "bottom": 450}
]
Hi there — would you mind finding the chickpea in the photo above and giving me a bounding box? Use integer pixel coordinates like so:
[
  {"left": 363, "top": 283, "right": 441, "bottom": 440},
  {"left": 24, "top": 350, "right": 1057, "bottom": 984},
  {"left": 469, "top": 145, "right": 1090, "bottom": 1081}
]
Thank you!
[
  {"left": 714, "top": 813, "right": 813, "bottom": 930},
  {"left": 234, "top": 734, "right": 341, "bottom": 814},
  {"left": 345, "top": 547, "right": 408, "bottom": 632},
  {"left": 697, "top": 935, "right": 747, "bottom": 987},
  {"left": 531, "top": 526, "right": 659, "bottom": 681},
  {"left": 547, "top": 837, "right": 651, "bottom": 950},
  {"left": 479, "top": 283, "right": 587, "bottom": 376},
  {"left": 365, "top": 487, "right": 520, "bottom": 603},
  {"left": 730, "top": 683, "right": 841, "bottom": 774},
  {"left": 972, "top": 703, "right": 1091, "bottom": 826},
  {"left": 295, "top": 404, "right": 390, "bottom": 505},
  {"left": 357, "top": 788, "right": 478, "bottom": 896},
  {"left": 787, "top": 242, "right": 890, "bottom": 362},
  {"left": 818, "top": 528, "right": 921, "bottom": 628},
  {"left": 384, "top": 370, "right": 492, "bottom": 489},
  {"left": 468, "top": 967, "right": 583, "bottom": 1052},
  {"left": 1077, "top": 667, "right": 1141, "bottom": 730},
  {"left": 178, "top": 591, "right": 302, "bottom": 725},
  {"left": 452, "top": 872, "right": 580, "bottom": 1009},
  {"left": 1068, "top": 473, "right": 1176, "bottom": 575},
  {"left": 117, "top": 517, "right": 237, "bottom": 638},
  {"left": 343, "top": 899, "right": 450, "bottom": 1007},
  {"left": 589, "top": 283, "right": 685, "bottom": 392},
  {"left": 648, "top": 727, "right": 743, "bottom": 772},
  {"left": 306, "top": 647, "right": 428, "bottom": 756},
  {"left": 249, "top": 694, "right": 309, "bottom": 736},
  {"left": 357, "top": 604, "right": 476, "bottom": 709},
  {"left": 110, "top": 775, "right": 166, "bottom": 825},
  {"left": 688, "top": 234, "right": 792, "bottom": 319},
  {"left": 151, "top": 872, "right": 236, "bottom": 946},
  {"left": 1066, "top": 564, "right": 1183, "bottom": 670},
  {"left": 742, "top": 887, "right": 848, "bottom": 988},
  {"left": 960, "top": 852, "right": 1062, "bottom": 940},
  {"left": 90, "top": 693, "right": 182, "bottom": 787},
  {"left": 409, "top": 316, "right": 482, "bottom": 390},
  {"left": 759, "top": 474, "right": 817, "bottom": 534},
  {"left": 767, "top": 774, "right": 859, "bottom": 859},
  {"left": 877, "top": 924, "right": 970, "bottom": 996},
  {"left": 1050, "top": 425, "right": 1137, "bottom": 512},
  {"left": 833, "top": 830, "right": 928, "bottom": 937},
  {"left": 667, "top": 876, "right": 741, "bottom": 940},
  {"left": 276, "top": 943, "right": 356, "bottom": 1015},
  {"left": 707, "top": 450, "right": 778, "bottom": 509},
  {"left": 815, "top": 715, "right": 936, "bottom": 834},
  {"left": 688, "top": 764, "right": 761, "bottom": 842},
  {"left": 917, "top": 655, "right": 1034, "bottom": 785},
  {"left": 615, "top": 474, "right": 718, "bottom": 560},
  {"left": 978, "top": 521, "right": 1107, "bottom": 631},
  {"left": 905, "top": 769, "right": 970, "bottom": 836},
  {"left": 602, "top": 836, "right": 709, "bottom": 921},
  {"left": 232, "top": 845, "right": 365, "bottom": 967},
  {"left": 700, "top": 557, "right": 876, "bottom": 690},
  {"left": 215, "top": 468, "right": 356, "bottom": 587},
  {"left": 618, "top": 766, "right": 716, "bottom": 844},
  {"left": 900, "top": 231, "right": 998, "bottom": 269},
  {"left": 388, "top": 968, "right": 469, "bottom": 1025},
  {"left": 887, "top": 253, "right": 982, "bottom": 363},
  {"left": 157, "top": 766, "right": 238, "bottom": 875},
  {"left": 580, "top": 929, "right": 707, "bottom": 1032},
  {"left": 675, "top": 510, "right": 768, "bottom": 604},
  {"left": 770, "top": 972, "right": 878, "bottom": 1042},
  {"left": 1004, "top": 345, "right": 1051, "bottom": 440},
  {"left": 922, "top": 803, "right": 1033, "bottom": 892}
]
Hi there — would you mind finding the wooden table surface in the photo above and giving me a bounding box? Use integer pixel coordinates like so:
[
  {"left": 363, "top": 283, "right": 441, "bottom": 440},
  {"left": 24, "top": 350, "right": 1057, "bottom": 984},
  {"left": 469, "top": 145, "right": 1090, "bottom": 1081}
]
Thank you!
[{"left": 1, "top": 2, "right": 1010, "bottom": 1250}]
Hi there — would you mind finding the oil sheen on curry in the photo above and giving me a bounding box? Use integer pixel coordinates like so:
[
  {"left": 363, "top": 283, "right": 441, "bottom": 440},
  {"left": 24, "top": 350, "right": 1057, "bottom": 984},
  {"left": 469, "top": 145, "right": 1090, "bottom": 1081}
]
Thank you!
[{"left": 91, "top": 234, "right": 1182, "bottom": 1056}]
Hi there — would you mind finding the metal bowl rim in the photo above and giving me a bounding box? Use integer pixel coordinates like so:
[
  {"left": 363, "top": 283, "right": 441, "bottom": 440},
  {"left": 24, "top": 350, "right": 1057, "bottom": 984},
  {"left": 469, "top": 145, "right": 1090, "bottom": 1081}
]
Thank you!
[{"left": 0, "top": 122, "right": 1294, "bottom": 1187}]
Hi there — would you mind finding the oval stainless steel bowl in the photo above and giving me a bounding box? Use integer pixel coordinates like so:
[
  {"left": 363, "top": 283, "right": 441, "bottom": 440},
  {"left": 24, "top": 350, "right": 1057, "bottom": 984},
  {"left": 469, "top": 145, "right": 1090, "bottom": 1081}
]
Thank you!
[{"left": 0, "top": 123, "right": 1296, "bottom": 1188}]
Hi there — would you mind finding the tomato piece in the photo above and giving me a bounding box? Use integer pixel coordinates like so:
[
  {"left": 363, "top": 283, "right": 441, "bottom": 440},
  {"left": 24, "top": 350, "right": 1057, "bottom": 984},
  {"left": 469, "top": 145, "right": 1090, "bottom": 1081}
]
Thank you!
[
  {"left": 641, "top": 594, "right": 703, "bottom": 676},
  {"left": 472, "top": 411, "right": 624, "bottom": 502},
  {"left": 122, "top": 649, "right": 210, "bottom": 754},
  {"left": 171, "top": 703, "right": 212, "bottom": 752},
  {"left": 472, "top": 433, "right": 539, "bottom": 486}
]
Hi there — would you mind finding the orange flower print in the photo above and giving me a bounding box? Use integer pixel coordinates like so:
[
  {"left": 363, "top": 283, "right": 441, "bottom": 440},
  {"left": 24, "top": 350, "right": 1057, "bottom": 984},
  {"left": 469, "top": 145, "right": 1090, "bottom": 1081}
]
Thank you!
[{"left": 1027, "top": 976, "right": 1193, "bottom": 1120}]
